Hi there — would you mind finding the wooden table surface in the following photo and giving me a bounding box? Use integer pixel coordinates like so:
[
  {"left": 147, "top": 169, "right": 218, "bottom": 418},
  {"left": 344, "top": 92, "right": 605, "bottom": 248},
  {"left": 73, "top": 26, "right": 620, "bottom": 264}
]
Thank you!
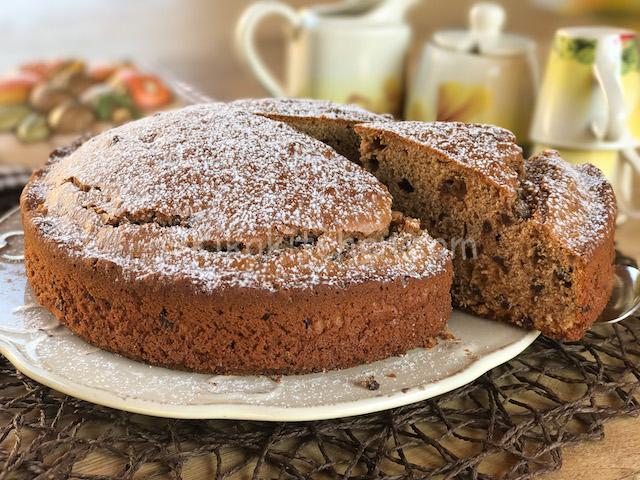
[{"left": 2, "top": 1, "right": 640, "bottom": 478}]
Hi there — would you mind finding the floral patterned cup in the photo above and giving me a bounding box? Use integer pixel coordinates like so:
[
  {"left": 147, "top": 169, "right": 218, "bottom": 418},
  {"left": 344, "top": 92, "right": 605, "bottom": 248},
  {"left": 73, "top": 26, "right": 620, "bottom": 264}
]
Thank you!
[
  {"left": 530, "top": 27, "right": 640, "bottom": 149},
  {"left": 531, "top": 27, "right": 640, "bottom": 221}
]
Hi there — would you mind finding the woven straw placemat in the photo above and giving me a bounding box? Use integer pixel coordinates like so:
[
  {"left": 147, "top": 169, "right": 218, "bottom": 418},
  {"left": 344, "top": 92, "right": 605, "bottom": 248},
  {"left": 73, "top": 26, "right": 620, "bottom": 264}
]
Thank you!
[{"left": 0, "top": 182, "right": 638, "bottom": 480}]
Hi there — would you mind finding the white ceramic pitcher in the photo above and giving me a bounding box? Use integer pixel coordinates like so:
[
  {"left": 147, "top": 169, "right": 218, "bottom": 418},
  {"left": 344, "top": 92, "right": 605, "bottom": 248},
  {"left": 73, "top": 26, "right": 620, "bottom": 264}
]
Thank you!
[{"left": 235, "top": 0, "right": 417, "bottom": 116}]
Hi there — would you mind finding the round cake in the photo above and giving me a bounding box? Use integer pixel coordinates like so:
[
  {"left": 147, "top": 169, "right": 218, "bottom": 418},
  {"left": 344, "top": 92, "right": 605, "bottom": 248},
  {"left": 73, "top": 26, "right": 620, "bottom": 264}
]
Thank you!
[{"left": 21, "top": 104, "right": 452, "bottom": 375}]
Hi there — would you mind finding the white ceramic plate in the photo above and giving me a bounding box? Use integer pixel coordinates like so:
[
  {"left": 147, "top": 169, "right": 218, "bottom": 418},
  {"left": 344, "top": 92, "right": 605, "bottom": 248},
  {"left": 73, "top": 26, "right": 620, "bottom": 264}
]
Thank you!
[{"left": 0, "top": 209, "right": 539, "bottom": 421}]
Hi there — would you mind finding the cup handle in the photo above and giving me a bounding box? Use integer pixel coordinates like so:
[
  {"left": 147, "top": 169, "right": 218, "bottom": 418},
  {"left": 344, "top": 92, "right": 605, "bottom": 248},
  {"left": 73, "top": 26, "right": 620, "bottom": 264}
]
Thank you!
[
  {"left": 235, "top": 1, "right": 300, "bottom": 97},
  {"left": 591, "top": 35, "right": 627, "bottom": 142},
  {"left": 615, "top": 148, "right": 640, "bottom": 220}
]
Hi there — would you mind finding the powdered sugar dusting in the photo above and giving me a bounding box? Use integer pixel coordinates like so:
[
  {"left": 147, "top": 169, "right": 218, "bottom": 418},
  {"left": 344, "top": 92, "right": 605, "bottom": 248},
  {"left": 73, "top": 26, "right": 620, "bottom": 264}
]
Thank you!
[
  {"left": 357, "top": 121, "right": 524, "bottom": 192},
  {"left": 231, "top": 97, "right": 393, "bottom": 123},
  {"left": 524, "top": 150, "right": 617, "bottom": 256},
  {"left": 25, "top": 104, "right": 449, "bottom": 291}
]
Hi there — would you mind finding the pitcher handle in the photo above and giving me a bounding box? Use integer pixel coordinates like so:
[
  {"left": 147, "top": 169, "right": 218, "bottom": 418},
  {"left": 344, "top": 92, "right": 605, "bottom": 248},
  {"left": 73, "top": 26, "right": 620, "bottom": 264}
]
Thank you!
[
  {"left": 235, "top": 1, "right": 300, "bottom": 97},
  {"left": 616, "top": 148, "right": 640, "bottom": 220},
  {"left": 591, "top": 35, "right": 627, "bottom": 142}
]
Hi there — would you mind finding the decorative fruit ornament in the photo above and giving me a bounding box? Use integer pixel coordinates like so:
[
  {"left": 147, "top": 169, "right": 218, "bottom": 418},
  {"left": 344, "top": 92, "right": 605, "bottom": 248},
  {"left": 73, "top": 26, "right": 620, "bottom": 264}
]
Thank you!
[
  {"left": 108, "top": 67, "right": 139, "bottom": 90},
  {"left": 81, "top": 84, "right": 138, "bottom": 121},
  {"left": 18, "top": 59, "right": 65, "bottom": 81},
  {"left": 88, "top": 62, "right": 121, "bottom": 83},
  {"left": 29, "top": 84, "right": 73, "bottom": 113},
  {"left": 16, "top": 113, "right": 50, "bottom": 143},
  {"left": 48, "top": 101, "right": 95, "bottom": 134},
  {"left": 0, "top": 105, "right": 32, "bottom": 132},
  {"left": 125, "top": 74, "right": 173, "bottom": 110},
  {"left": 0, "top": 73, "right": 39, "bottom": 106}
]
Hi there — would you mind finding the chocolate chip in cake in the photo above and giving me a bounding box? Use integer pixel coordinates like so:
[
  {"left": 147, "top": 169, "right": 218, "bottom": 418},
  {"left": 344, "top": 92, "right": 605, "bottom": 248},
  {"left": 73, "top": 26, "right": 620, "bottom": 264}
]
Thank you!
[
  {"left": 303, "top": 318, "right": 312, "bottom": 329},
  {"left": 440, "top": 178, "right": 467, "bottom": 200},
  {"left": 530, "top": 284, "right": 545, "bottom": 295},
  {"left": 54, "top": 298, "right": 65, "bottom": 312},
  {"left": 520, "top": 314, "right": 534, "bottom": 329},
  {"left": 492, "top": 255, "right": 509, "bottom": 273},
  {"left": 159, "top": 307, "right": 174, "bottom": 330},
  {"left": 371, "top": 136, "right": 385, "bottom": 150},
  {"left": 499, "top": 213, "right": 513, "bottom": 225},
  {"left": 469, "top": 284, "right": 483, "bottom": 298},
  {"left": 532, "top": 245, "right": 546, "bottom": 264},
  {"left": 554, "top": 268, "right": 573, "bottom": 288},
  {"left": 482, "top": 220, "right": 492, "bottom": 234},
  {"left": 367, "top": 157, "right": 380, "bottom": 172},
  {"left": 498, "top": 295, "right": 510, "bottom": 310},
  {"left": 398, "top": 178, "right": 414, "bottom": 193}
]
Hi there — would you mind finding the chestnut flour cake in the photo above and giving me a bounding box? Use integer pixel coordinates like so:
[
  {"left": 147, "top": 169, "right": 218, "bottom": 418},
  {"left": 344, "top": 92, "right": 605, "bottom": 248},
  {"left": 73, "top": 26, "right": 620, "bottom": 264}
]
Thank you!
[
  {"left": 355, "top": 121, "right": 617, "bottom": 340},
  {"left": 21, "top": 104, "right": 452, "bottom": 375}
]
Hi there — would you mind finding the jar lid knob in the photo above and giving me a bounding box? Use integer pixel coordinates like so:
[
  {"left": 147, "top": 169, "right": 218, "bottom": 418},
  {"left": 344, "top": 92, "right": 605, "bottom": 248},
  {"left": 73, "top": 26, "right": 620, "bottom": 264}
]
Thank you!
[{"left": 469, "top": 2, "right": 505, "bottom": 38}]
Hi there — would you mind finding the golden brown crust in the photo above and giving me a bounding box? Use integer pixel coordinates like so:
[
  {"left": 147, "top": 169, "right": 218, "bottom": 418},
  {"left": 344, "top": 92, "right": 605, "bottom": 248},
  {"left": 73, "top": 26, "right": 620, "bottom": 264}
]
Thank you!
[{"left": 22, "top": 206, "right": 452, "bottom": 375}]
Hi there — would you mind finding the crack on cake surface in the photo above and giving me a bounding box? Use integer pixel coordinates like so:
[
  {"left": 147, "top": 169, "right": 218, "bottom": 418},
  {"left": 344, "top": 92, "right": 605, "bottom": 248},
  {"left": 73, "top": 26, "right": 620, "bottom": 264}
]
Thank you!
[
  {"left": 65, "top": 178, "right": 191, "bottom": 228},
  {"left": 191, "top": 213, "right": 417, "bottom": 256},
  {"left": 196, "top": 232, "right": 322, "bottom": 254}
]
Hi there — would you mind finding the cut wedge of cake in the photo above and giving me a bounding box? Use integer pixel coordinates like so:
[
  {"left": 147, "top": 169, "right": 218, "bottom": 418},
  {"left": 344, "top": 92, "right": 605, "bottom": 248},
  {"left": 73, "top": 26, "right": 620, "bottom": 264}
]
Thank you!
[
  {"left": 230, "top": 97, "right": 392, "bottom": 164},
  {"left": 355, "top": 121, "right": 616, "bottom": 340}
]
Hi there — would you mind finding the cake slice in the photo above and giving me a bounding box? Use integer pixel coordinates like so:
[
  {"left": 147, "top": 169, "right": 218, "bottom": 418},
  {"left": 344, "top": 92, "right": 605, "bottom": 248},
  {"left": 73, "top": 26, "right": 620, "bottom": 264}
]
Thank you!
[
  {"left": 355, "top": 121, "right": 617, "bottom": 340},
  {"left": 230, "top": 97, "right": 392, "bottom": 164}
]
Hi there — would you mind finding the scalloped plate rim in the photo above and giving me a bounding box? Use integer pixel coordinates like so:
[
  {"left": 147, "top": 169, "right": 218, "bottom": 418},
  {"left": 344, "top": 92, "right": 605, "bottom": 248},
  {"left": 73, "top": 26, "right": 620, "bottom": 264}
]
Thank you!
[
  {"left": 0, "top": 207, "right": 540, "bottom": 421},
  {"left": 0, "top": 328, "right": 539, "bottom": 421}
]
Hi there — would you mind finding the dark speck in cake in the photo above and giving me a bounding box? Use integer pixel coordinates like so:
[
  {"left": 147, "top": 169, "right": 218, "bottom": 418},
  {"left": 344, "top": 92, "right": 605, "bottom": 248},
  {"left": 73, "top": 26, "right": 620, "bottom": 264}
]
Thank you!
[
  {"left": 398, "top": 178, "right": 414, "bottom": 193},
  {"left": 354, "top": 375, "right": 380, "bottom": 391}
]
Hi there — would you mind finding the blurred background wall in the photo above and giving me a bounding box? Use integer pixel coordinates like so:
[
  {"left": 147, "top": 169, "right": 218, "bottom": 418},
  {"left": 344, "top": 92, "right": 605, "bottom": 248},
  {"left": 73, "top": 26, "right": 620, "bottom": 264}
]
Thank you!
[{"left": 2, "top": 0, "right": 639, "bottom": 99}]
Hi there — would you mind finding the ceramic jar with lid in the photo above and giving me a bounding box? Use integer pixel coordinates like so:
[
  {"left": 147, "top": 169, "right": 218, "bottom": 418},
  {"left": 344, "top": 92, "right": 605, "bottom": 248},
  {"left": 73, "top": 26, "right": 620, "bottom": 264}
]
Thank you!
[{"left": 405, "top": 2, "right": 538, "bottom": 143}]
